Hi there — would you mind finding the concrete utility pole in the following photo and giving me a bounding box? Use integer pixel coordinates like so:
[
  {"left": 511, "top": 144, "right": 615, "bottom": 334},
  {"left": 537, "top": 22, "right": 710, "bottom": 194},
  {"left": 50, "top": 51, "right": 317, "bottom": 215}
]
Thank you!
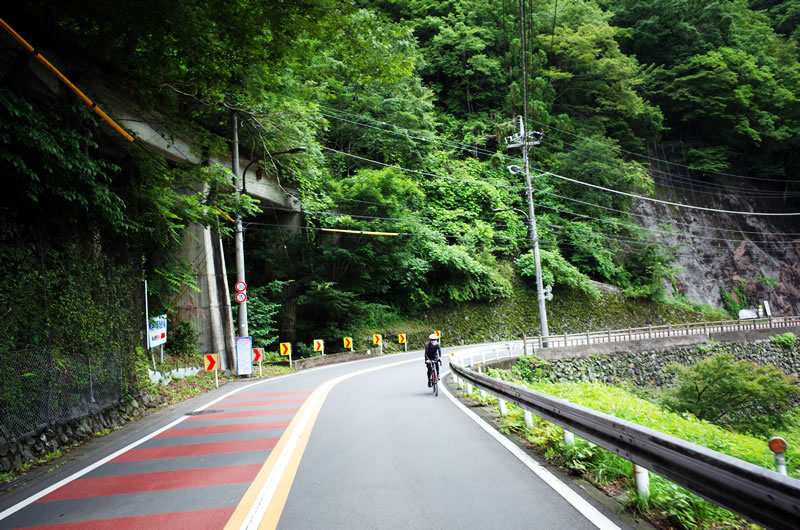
[
  {"left": 231, "top": 111, "right": 248, "bottom": 338},
  {"left": 505, "top": 117, "right": 551, "bottom": 345}
]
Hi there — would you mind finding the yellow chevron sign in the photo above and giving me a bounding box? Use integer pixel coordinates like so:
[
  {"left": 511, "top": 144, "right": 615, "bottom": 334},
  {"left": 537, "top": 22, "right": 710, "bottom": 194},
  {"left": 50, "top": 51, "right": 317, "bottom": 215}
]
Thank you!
[
  {"left": 398, "top": 334, "right": 406, "bottom": 344},
  {"left": 280, "top": 342, "right": 291, "bottom": 356},
  {"left": 314, "top": 339, "right": 324, "bottom": 352},
  {"left": 372, "top": 334, "right": 382, "bottom": 345},
  {"left": 343, "top": 337, "right": 352, "bottom": 349},
  {"left": 204, "top": 353, "right": 218, "bottom": 371}
]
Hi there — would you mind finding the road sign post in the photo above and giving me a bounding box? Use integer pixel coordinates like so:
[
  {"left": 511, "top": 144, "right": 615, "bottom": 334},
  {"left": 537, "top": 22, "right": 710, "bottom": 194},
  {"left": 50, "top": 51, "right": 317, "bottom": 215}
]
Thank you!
[
  {"left": 280, "top": 342, "right": 292, "bottom": 368},
  {"left": 204, "top": 353, "right": 219, "bottom": 388},
  {"left": 252, "top": 347, "right": 264, "bottom": 377},
  {"left": 372, "top": 334, "right": 382, "bottom": 355},
  {"left": 398, "top": 333, "right": 407, "bottom": 352}
]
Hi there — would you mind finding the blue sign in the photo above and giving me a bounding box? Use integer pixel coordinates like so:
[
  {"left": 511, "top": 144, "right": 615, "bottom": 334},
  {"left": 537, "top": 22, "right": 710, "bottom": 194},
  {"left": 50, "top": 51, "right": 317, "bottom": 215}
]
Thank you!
[{"left": 148, "top": 314, "right": 167, "bottom": 348}]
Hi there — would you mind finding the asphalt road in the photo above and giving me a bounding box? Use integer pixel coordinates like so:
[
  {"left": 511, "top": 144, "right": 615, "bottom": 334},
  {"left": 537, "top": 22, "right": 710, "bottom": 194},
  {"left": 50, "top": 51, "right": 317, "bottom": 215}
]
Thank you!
[{"left": 0, "top": 351, "right": 633, "bottom": 529}]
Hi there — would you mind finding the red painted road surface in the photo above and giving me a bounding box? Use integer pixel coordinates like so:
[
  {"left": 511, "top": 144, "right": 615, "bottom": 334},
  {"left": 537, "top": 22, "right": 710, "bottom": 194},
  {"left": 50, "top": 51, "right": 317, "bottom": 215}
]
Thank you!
[{"left": 1, "top": 390, "right": 311, "bottom": 529}]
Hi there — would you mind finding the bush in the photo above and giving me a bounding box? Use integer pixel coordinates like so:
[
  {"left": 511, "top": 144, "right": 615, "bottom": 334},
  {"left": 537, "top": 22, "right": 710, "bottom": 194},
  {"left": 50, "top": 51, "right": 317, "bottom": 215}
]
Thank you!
[
  {"left": 165, "top": 321, "right": 199, "bottom": 358},
  {"left": 511, "top": 355, "right": 549, "bottom": 382},
  {"left": 770, "top": 332, "right": 796, "bottom": 348},
  {"left": 662, "top": 354, "right": 800, "bottom": 435}
]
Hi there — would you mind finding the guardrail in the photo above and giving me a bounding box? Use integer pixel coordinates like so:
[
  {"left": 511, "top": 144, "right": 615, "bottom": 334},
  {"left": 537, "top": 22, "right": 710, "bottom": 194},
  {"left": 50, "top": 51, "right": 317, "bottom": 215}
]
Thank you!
[
  {"left": 448, "top": 347, "right": 800, "bottom": 529},
  {"left": 521, "top": 315, "right": 800, "bottom": 350}
]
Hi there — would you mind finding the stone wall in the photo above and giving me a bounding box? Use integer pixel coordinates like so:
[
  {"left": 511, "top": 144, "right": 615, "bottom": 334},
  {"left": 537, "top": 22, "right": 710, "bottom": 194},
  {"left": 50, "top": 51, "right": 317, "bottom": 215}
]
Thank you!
[
  {"left": 542, "top": 339, "right": 800, "bottom": 387},
  {"left": 0, "top": 392, "right": 166, "bottom": 475}
]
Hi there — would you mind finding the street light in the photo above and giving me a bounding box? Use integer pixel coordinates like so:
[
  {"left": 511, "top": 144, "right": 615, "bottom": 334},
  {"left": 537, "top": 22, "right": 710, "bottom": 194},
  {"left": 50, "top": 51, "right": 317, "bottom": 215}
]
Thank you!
[
  {"left": 241, "top": 147, "right": 307, "bottom": 189},
  {"left": 231, "top": 110, "right": 305, "bottom": 339}
]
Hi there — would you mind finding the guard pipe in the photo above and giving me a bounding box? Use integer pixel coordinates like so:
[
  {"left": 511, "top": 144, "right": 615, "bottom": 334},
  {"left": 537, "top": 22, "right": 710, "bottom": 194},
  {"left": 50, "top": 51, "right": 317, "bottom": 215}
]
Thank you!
[
  {"left": 0, "top": 18, "right": 134, "bottom": 142},
  {"left": 450, "top": 361, "right": 800, "bottom": 530}
]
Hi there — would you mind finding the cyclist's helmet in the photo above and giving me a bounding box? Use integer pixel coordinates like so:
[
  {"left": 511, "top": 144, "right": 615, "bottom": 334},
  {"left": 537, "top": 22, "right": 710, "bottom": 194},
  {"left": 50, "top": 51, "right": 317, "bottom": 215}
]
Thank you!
[{"left": 429, "top": 333, "right": 438, "bottom": 340}]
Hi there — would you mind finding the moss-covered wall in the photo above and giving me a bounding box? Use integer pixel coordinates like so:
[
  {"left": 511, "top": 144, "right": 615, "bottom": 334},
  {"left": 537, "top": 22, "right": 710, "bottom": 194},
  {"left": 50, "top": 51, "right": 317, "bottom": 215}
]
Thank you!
[
  {"left": 540, "top": 340, "right": 800, "bottom": 387},
  {"left": 418, "top": 284, "right": 718, "bottom": 346}
]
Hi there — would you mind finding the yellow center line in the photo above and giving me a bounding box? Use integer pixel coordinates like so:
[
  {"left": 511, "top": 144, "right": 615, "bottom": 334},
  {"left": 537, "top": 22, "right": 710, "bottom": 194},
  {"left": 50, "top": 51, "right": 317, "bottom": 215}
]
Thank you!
[{"left": 226, "top": 357, "right": 417, "bottom": 530}]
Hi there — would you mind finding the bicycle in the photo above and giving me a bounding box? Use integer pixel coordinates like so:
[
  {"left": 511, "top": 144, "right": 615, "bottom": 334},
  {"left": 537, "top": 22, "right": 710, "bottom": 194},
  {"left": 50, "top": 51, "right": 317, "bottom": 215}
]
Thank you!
[{"left": 426, "top": 359, "right": 440, "bottom": 397}]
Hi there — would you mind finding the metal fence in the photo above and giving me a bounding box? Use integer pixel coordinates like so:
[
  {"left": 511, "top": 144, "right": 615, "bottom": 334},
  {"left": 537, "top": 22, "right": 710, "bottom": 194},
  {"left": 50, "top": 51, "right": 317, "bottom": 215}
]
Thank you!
[
  {"left": 0, "top": 347, "right": 123, "bottom": 443},
  {"left": 523, "top": 315, "right": 800, "bottom": 350}
]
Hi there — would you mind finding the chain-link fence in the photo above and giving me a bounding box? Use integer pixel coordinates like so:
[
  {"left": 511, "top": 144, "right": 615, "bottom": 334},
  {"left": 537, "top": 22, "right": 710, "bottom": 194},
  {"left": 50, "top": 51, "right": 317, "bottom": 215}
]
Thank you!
[{"left": 0, "top": 347, "right": 123, "bottom": 443}]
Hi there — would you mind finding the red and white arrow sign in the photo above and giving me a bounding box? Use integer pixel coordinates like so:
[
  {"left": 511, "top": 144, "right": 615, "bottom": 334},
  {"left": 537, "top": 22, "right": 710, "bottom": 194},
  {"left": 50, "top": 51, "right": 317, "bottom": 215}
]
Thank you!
[{"left": 252, "top": 348, "right": 263, "bottom": 363}]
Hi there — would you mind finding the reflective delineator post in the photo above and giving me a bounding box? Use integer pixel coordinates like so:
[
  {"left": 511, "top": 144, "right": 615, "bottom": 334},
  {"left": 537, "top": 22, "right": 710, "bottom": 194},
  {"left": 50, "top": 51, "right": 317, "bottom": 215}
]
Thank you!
[
  {"left": 769, "top": 437, "right": 788, "bottom": 475},
  {"left": 524, "top": 410, "right": 533, "bottom": 428},
  {"left": 633, "top": 464, "right": 650, "bottom": 499},
  {"left": 563, "top": 429, "right": 575, "bottom": 447}
]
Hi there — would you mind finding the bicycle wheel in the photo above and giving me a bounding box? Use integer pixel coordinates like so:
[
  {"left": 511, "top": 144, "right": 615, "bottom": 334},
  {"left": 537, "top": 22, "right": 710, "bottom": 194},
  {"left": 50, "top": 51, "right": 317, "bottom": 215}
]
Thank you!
[{"left": 432, "top": 376, "right": 438, "bottom": 396}]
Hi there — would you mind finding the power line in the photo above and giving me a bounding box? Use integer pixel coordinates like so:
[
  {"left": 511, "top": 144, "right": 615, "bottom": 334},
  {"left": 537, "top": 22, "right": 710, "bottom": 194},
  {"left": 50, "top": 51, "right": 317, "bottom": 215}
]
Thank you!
[
  {"left": 320, "top": 107, "right": 799, "bottom": 203},
  {"left": 536, "top": 170, "right": 800, "bottom": 216},
  {"left": 528, "top": 117, "right": 790, "bottom": 183},
  {"left": 539, "top": 136, "right": 800, "bottom": 199}
]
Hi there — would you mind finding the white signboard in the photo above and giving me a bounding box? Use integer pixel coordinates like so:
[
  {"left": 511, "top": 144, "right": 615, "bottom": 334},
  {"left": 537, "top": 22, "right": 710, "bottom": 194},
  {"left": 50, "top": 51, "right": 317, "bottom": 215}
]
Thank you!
[
  {"left": 738, "top": 309, "right": 758, "bottom": 320},
  {"left": 148, "top": 314, "right": 168, "bottom": 348},
  {"left": 236, "top": 336, "right": 253, "bottom": 376}
]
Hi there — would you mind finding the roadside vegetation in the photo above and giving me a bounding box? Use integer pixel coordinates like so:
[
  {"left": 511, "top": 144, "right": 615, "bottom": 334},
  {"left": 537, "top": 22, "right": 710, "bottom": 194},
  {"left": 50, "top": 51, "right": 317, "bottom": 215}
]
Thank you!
[{"left": 465, "top": 339, "right": 800, "bottom": 528}]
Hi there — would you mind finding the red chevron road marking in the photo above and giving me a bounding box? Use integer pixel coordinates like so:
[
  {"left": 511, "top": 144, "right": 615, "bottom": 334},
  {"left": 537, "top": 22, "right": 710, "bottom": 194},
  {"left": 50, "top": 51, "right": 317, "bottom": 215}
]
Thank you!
[
  {"left": 184, "top": 408, "right": 300, "bottom": 421},
  {"left": 157, "top": 420, "right": 291, "bottom": 438},
  {"left": 219, "top": 398, "right": 306, "bottom": 408},
  {"left": 231, "top": 391, "right": 312, "bottom": 398},
  {"left": 37, "top": 464, "right": 262, "bottom": 502},
  {"left": 111, "top": 438, "right": 278, "bottom": 463},
  {"left": 22, "top": 506, "right": 234, "bottom": 529}
]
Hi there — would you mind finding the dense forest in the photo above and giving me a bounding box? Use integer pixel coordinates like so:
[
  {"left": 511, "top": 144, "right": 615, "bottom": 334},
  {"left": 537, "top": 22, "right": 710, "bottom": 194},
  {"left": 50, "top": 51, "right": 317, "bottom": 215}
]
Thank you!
[{"left": 1, "top": 0, "right": 798, "bottom": 356}]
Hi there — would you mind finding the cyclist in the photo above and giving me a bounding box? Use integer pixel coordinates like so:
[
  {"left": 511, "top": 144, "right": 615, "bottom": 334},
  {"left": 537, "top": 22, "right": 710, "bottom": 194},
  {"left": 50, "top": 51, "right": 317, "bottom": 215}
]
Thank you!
[{"left": 424, "top": 333, "right": 442, "bottom": 387}]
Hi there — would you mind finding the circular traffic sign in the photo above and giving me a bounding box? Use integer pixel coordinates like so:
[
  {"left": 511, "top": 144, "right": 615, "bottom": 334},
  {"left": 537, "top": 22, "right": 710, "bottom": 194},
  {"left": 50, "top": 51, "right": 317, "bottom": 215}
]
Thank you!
[
  {"left": 235, "top": 292, "right": 247, "bottom": 303},
  {"left": 235, "top": 281, "right": 247, "bottom": 292}
]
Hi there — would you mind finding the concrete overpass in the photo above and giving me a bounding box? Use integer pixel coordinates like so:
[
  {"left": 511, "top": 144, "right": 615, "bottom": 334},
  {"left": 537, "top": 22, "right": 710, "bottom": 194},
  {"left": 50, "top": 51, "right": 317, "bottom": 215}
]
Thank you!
[{"left": 110, "top": 96, "right": 301, "bottom": 369}]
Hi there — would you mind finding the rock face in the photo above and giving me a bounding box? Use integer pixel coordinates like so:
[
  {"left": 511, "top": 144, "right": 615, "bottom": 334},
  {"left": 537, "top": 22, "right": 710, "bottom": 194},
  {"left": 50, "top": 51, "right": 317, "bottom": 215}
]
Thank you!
[
  {"left": 0, "top": 392, "right": 165, "bottom": 475},
  {"left": 541, "top": 339, "right": 800, "bottom": 388},
  {"left": 633, "top": 177, "right": 800, "bottom": 316}
]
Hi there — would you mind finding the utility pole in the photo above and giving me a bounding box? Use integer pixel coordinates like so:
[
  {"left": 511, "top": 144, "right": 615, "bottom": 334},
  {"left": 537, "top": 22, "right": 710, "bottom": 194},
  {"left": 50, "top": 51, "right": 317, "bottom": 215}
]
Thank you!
[
  {"left": 505, "top": 117, "right": 551, "bottom": 345},
  {"left": 231, "top": 111, "right": 248, "bottom": 338}
]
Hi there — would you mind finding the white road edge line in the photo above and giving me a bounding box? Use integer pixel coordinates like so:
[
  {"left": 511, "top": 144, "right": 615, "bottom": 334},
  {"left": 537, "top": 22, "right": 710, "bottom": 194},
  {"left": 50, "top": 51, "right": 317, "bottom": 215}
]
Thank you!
[
  {"left": 0, "top": 377, "right": 276, "bottom": 521},
  {"left": 440, "top": 367, "right": 621, "bottom": 530}
]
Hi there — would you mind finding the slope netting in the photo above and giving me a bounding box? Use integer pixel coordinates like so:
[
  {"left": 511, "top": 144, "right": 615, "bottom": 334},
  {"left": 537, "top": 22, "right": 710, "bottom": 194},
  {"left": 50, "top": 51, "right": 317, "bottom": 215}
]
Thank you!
[{"left": 0, "top": 347, "right": 122, "bottom": 443}]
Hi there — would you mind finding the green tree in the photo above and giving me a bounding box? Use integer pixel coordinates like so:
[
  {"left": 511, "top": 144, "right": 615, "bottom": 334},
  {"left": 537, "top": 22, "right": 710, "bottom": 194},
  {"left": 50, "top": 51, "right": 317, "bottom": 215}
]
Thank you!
[{"left": 663, "top": 354, "right": 800, "bottom": 435}]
